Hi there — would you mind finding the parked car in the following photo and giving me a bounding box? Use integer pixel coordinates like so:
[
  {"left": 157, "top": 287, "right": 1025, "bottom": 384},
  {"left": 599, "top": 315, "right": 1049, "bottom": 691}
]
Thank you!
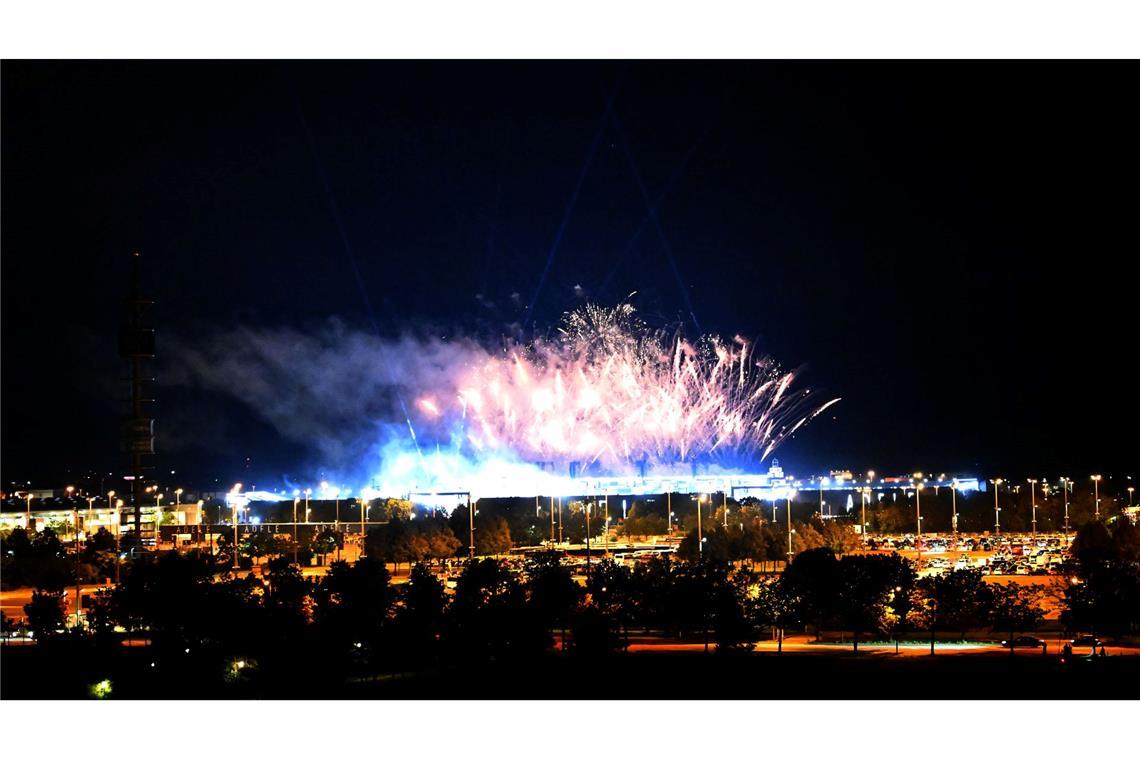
[
  {"left": 1001, "top": 636, "right": 1046, "bottom": 650},
  {"left": 1070, "top": 635, "right": 1103, "bottom": 649}
]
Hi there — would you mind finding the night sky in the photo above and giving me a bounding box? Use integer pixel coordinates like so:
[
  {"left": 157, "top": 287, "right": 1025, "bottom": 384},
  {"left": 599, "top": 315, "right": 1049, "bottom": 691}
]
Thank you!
[{"left": 2, "top": 61, "right": 1136, "bottom": 488}]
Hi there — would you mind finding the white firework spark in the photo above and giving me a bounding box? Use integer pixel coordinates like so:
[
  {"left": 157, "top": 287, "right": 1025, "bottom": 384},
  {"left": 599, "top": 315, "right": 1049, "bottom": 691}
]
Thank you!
[{"left": 415, "top": 303, "right": 837, "bottom": 476}]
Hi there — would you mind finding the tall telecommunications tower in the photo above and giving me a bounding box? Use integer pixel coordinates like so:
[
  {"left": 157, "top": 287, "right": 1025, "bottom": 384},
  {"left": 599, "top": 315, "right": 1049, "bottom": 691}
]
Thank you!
[{"left": 118, "top": 252, "right": 156, "bottom": 541}]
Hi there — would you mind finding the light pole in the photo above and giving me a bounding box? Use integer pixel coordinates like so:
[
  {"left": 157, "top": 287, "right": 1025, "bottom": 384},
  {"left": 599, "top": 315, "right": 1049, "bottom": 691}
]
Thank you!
[
  {"left": 585, "top": 501, "right": 591, "bottom": 578},
  {"left": 696, "top": 494, "right": 705, "bottom": 560},
  {"left": 293, "top": 494, "right": 300, "bottom": 565},
  {"left": 604, "top": 494, "right": 609, "bottom": 555},
  {"left": 557, "top": 496, "right": 563, "bottom": 544},
  {"left": 155, "top": 490, "right": 164, "bottom": 543},
  {"left": 1129, "top": 487, "right": 1135, "bottom": 508},
  {"left": 1028, "top": 479, "right": 1038, "bottom": 536},
  {"left": 1092, "top": 475, "right": 1101, "bottom": 519},
  {"left": 195, "top": 500, "right": 204, "bottom": 545},
  {"left": 786, "top": 492, "right": 795, "bottom": 562},
  {"left": 114, "top": 499, "right": 124, "bottom": 584},
  {"left": 992, "top": 478, "right": 1003, "bottom": 535},
  {"left": 230, "top": 484, "right": 242, "bottom": 569},
  {"left": 550, "top": 496, "right": 556, "bottom": 545},
  {"left": 722, "top": 490, "right": 728, "bottom": 529},
  {"left": 860, "top": 487, "right": 869, "bottom": 543},
  {"left": 914, "top": 480, "right": 924, "bottom": 565},
  {"left": 359, "top": 497, "right": 369, "bottom": 558},
  {"left": 1060, "top": 477, "right": 1070, "bottom": 532},
  {"left": 468, "top": 494, "right": 475, "bottom": 560},
  {"left": 950, "top": 481, "right": 958, "bottom": 541},
  {"left": 71, "top": 493, "right": 81, "bottom": 628},
  {"left": 819, "top": 477, "right": 827, "bottom": 519},
  {"left": 666, "top": 492, "right": 672, "bottom": 535},
  {"left": 24, "top": 491, "right": 33, "bottom": 530},
  {"left": 334, "top": 488, "right": 341, "bottom": 532}
]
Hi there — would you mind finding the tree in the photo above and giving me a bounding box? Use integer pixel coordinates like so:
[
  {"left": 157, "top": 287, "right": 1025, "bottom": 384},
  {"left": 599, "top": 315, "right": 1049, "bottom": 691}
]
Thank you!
[
  {"left": 244, "top": 531, "right": 284, "bottom": 565},
  {"left": 618, "top": 512, "right": 668, "bottom": 540},
  {"left": 885, "top": 577, "right": 919, "bottom": 653},
  {"left": 790, "top": 521, "right": 825, "bottom": 555},
  {"left": 780, "top": 548, "right": 840, "bottom": 639},
  {"left": 916, "top": 568, "right": 991, "bottom": 655},
  {"left": 395, "top": 562, "right": 448, "bottom": 661},
  {"left": 1, "top": 526, "right": 72, "bottom": 591},
  {"left": 989, "top": 583, "right": 1045, "bottom": 655},
  {"left": 24, "top": 588, "right": 66, "bottom": 641},
  {"left": 109, "top": 550, "right": 217, "bottom": 653},
  {"left": 446, "top": 558, "right": 548, "bottom": 660},
  {"left": 264, "top": 556, "right": 313, "bottom": 620},
  {"left": 820, "top": 521, "right": 863, "bottom": 555},
  {"left": 677, "top": 525, "right": 732, "bottom": 564},
  {"left": 475, "top": 516, "right": 512, "bottom": 556},
  {"left": 670, "top": 562, "right": 720, "bottom": 648},
  {"left": 569, "top": 605, "right": 623, "bottom": 657},
  {"left": 836, "top": 554, "right": 916, "bottom": 652},
  {"left": 427, "top": 526, "right": 461, "bottom": 562},
  {"left": 712, "top": 569, "right": 758, "bottom": 652},
  {"left": 1062, "top": 519, "right": 1140, "bottom": 636},
  {"left": 525, "top": 551, "right": 583, "bottom": 648},
  {"left": 313, "top": 557, "right": 393, "bottom": 666},
  {"left": 311, "top": 528, "right": 344, "bottom": 564},
  {"left": 751, "top": 576, "right": 797, "bottom": 653},
  {"left": 586, "top": 558, "right": 635, "bottom": 648},
  {"left": 631, "top": 555, "right": 678, "bottom": 635}
]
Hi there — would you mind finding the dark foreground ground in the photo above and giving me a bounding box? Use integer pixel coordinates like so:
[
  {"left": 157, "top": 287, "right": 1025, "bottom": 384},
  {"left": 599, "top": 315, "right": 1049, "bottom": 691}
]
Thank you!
[{"left": 4, "top": 644, "right": 1138, "bottom": 699}]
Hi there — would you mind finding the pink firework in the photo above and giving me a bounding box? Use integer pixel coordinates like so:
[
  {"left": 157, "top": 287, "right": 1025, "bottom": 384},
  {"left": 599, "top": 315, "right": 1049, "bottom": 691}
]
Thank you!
[{"left": 417, "top": 304, "right": 838, "bottom": 474}]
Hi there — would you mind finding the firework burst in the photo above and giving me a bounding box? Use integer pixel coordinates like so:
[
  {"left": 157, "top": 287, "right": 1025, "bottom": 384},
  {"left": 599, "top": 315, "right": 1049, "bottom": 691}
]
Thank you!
[{"left": 415, "top": 303, "right": 837, "bottom": 476}]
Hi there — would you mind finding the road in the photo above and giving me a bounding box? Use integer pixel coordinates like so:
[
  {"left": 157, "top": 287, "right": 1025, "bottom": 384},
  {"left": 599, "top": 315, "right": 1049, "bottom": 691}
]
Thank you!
[{"left": 621, "top": 633, "right": 1140, "bottom": 657}]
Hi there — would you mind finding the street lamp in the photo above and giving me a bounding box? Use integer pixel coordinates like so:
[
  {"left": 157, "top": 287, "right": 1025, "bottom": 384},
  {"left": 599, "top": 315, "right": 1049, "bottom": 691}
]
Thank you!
[
  {"left": 1028, "top": 479, "right": 1038, "bottom": 536},
  {"left": 293, "top": 494, "right": 301, "bottom": 565},
  {"left": 114, "top": 499, "right": 124, "bottom": 584},
  {"left": 819, "top": 477, "right": 828, "bottom": 519},
  {"left": 24, "top": 491, "right": 33, "bottom": 530},
  {"left": 359, "top": 497, "right": 367, "bottom": 553},
  {"left": 860, "top": 487, "right": 870, "bottom": 542},
  {"left": 71, "top": 493, "right": 81, "bottom": 628},
  {"left": 1060, "top": 477, "right": 1070, "bottom": 532},
  {"left": 585, "top": 501, "right": 592, "bottom": 577},
  {"left": 992, "top": 478, "right": 1003, "bottom": 535},
  {"left": 604, "top": 493, "right": 611, "bottom": 555},
  {"left": 230, "top": 483, "right": 242, "bottom": 569},
  {"left": 950, "top": 481, "right": 958, "bottom": 541},
  {"left": 468, "top": 494, "right": 476, "bottom": 560},
  {"left": 1091, "top": 475, "right": 1102, "bottom": 519},
  {"left": 914, "top": 479, "right": 924, "bottom": 565},
  {"left": 1129, "top": 486, "right": 1135, "bottom": 507},
  {"left": 696, "top": 494, "right": 706, "bottom": 559},
  {"left": 786, "top": 491, "right": 795, "bottom": 562}
]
